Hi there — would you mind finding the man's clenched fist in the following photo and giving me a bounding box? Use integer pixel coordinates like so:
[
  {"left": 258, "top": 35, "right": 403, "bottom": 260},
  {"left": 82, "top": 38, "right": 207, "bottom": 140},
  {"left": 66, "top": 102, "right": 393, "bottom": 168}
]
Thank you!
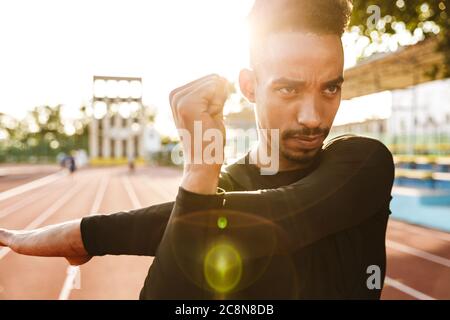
[{"left": 169, "top": 74, "right": 231, "bottom": 170}]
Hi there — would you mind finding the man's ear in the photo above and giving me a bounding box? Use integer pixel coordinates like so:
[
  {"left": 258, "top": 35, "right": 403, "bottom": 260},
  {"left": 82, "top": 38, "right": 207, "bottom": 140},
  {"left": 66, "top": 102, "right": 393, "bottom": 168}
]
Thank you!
[{"left": 239, "top": 68, "right": 256, "bottom": 103}]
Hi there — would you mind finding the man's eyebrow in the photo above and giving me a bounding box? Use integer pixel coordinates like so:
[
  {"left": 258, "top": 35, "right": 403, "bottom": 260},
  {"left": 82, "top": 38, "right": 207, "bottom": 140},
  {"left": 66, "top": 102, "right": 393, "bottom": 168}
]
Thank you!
[
  {"left": 271, "top": 76, "right": 345, "bottom": 86},
  {"left": 323, "top": 76, "right": 344, "bottom": 86}
]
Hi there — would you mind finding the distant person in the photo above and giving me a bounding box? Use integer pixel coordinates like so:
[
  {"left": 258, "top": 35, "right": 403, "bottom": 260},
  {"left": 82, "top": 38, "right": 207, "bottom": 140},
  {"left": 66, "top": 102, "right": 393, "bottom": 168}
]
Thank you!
[
  {"left": 63, "top": 152, "right": 76, "bottom": 174},
  {"left": 128, "top": 155, "right": 135, "bottom": 173},
  {"left": 68, "top": 155, "right": 76, "bottom": 174}
]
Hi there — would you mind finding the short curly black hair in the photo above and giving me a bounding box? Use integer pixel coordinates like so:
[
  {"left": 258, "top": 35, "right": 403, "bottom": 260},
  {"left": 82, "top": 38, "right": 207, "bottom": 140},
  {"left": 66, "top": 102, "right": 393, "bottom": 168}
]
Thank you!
[{"left": 248, "top": 0, "right": 353, "bottom": 64}]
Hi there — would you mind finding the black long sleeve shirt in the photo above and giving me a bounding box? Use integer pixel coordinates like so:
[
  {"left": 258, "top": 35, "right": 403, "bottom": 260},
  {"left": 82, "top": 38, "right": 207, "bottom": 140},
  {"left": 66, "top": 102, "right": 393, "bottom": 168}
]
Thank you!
[{"left": 80, "top": 135, "right": 395, "bottom": 299}]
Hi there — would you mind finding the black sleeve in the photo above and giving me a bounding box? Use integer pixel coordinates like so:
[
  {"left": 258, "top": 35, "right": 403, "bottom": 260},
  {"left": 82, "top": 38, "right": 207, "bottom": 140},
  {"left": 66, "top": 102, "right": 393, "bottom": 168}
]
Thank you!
[
  {"left": 80, "top": 171, "right": 234, "bottom": 257},
  {"left": 80, "top": 201, "right": 174, "bottom": 256},
  {"left": 170, "top": 136, "right": 395, "bottom": 249}
]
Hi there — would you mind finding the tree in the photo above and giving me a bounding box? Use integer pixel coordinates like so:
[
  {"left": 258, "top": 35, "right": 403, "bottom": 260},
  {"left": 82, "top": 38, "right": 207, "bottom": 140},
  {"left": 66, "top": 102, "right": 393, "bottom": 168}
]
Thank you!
[
  {"left": 0, "top": 105, "right": 89, "bottom": 163},
  {"left": 350, "top": 0, "right": 449, "bottom": 76}
]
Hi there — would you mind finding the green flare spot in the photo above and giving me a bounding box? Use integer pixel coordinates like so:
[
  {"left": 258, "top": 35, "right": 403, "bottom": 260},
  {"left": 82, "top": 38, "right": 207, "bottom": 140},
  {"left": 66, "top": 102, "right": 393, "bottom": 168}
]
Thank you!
[{"left": 217, "top": 216, "right": 228, "bottom": 229}]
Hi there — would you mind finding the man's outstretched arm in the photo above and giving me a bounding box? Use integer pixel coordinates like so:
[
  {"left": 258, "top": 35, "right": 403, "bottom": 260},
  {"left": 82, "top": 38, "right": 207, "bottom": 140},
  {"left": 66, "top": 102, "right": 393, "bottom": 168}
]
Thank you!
[
  {"left": 0, "top": 200, "right": 176, "bottom": 261},
  {"left": 0, "top": 168, "right": 235, "bottom": 260},
  {"left": 80, "top": 201, "right": 174, "bottom": 256},
  {"left": 0, "top": 136, "right": 394, "bottom": 262},
  {"left": 0, "top": 219, "right": 91, "bottom": 266}
]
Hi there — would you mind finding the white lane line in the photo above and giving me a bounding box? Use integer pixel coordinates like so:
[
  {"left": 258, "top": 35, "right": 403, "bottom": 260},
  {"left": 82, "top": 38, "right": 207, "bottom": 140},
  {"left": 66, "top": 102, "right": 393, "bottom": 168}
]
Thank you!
[
  {"left": 386, "top": 240, "right": 450, "bottom": 268},
  {"left": 58, "top": 174, "right": 110, "bottom": 300},
  {"left": 140, "top": 175, "right": 174, "bottom": 201},
  {"left": 0, "top": 181, "right": 85, "bottom": 261},
  {"left": 58, "top": 266, "right": 81, "bottom": 300},
  {"left": 24, "top": 182, "right": 85, "bottom": 231},
  {"left": 0, "top": 179, "right": 67, "bottom": 220},
  {"left": 385, "top": 276, "right": 436, "bottom": 300},
  {"left": 389, "top": 220, "right": 450, "bottom": 243},
  {"left": 0, "top": 171, "right": 67, "bottom": 203},
  {"left": 122, "top": 175, "right": 142, "bottom": 209},
  {"left": 90, "top": 175, "right": 111, "bottom": 215}
]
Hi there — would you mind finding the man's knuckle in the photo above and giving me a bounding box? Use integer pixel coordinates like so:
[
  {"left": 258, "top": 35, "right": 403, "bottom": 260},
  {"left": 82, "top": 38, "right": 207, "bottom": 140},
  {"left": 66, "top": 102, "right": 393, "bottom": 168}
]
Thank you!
[
  {"left": 169, "top": 89, "right": 176, "bottom": 101},
  {"left": 177, "top": 100, "right": 191, "bottom": 116}
]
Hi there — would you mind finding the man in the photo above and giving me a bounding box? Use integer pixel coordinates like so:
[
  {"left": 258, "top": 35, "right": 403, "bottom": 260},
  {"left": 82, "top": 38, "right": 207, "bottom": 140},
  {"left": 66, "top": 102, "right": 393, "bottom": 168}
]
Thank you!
[{"left": 0, "top": 0, "right": 394, "bottom": 299}]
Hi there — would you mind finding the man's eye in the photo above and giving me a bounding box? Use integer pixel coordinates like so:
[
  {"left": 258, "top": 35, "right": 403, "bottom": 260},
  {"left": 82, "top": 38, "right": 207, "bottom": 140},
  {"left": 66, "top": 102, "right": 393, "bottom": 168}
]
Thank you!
[
  {"left": 277, "top": 87, "right": 298, "bottom": 95},
  {"left": 324, "top": 85, "right": 340, "bottom": 95}
]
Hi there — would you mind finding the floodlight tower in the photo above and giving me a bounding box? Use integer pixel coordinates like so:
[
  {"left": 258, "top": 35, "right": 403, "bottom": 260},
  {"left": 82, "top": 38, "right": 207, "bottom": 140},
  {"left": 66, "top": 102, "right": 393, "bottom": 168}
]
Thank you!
[{"left": 89, "top": 76, "right": 145, "bottom": 164}]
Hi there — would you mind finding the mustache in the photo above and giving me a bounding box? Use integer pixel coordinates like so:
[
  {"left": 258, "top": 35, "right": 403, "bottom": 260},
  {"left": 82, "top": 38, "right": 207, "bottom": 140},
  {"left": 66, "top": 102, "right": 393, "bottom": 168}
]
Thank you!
[{"left": 282, "top": 127, "right": 330, "bottom": 140}]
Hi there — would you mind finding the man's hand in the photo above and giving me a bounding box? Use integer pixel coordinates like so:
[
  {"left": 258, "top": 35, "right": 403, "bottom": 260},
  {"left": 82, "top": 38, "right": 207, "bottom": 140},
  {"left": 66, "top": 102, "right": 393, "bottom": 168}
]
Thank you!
[
  {"left": 169, "top": 74, "right": 231, "bottom": 194},
  {"left": 0, "top": 228, "right": 12, "bottom": 247},
  {"left": 0, "top": 221, "right": 92, "bottom": 266}
]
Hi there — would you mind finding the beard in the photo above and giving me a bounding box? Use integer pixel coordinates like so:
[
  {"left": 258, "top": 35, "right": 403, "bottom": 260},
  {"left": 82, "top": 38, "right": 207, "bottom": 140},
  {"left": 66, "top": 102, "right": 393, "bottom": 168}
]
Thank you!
[
  {"left": 279, "top": 126, "right": 330, "bottom": 164},
  {"left": 280, "top": 144, "right": 319, "bottom": 164}
]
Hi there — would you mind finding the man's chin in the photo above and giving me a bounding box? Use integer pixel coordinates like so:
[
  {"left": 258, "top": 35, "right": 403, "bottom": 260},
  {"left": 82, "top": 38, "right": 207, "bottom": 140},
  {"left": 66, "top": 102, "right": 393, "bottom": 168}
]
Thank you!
[{"left": 280, "top": 146, "right": 319, "bottom": 164}]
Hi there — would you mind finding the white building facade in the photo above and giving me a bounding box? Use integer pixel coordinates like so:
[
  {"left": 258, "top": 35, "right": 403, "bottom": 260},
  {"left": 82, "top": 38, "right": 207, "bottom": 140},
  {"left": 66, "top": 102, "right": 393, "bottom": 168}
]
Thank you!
[
  {"left": 88, "top": 76, "right": 147, "bottom": 162},
  {"left": 330, "top": 78, "right": 450, "bottom": 154}
]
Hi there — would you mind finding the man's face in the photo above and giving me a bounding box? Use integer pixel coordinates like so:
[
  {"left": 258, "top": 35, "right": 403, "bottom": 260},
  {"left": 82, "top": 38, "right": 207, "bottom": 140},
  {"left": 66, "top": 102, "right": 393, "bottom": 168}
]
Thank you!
[{"left": 247, "top": 32, "right": 344, "bottom": 166}]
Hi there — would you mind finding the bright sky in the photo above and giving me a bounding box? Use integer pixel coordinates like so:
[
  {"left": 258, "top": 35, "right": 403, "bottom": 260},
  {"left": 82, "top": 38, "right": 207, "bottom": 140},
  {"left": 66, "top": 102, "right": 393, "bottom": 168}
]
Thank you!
[
  {"left": 0, "top": 0, "right": 426, "bottom": 136},
  {"left": 0, "top": 0, "right": 255, "bottom": 135}
]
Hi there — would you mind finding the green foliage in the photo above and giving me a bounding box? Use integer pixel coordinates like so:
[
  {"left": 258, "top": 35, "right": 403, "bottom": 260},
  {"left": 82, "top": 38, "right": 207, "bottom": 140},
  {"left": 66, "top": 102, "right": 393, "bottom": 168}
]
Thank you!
[
  {"left": 0, "top": 105, "right": 88, "bottom": 163},
  {"left": 350, "top": 0, "right": 449, "bottom": 75}
]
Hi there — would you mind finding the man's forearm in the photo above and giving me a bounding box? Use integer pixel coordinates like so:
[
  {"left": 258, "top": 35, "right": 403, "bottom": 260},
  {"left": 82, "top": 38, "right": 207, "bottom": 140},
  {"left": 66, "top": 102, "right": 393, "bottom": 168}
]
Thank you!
[
  {"left": 181, "top": 165, "right": 221, "bottom": 195},
  {"left": 1, "top": 219, "right": 89, "bottom": 259}
]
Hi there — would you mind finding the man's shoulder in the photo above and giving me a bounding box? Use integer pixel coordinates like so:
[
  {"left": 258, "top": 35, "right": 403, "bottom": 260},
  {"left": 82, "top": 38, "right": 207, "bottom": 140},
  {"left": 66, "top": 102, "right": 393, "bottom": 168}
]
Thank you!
[
  {"left": 321, "top": 134, "right": 394, "bottom": 177},
  {"left": 324, "top": 133, "right": 386, "bottom": 149},
  {"left": 322, "top": 134, "right": 395, "bottom": 202},
  {"left": 323, "top": 134, "right": 392, "bottom": 159}
]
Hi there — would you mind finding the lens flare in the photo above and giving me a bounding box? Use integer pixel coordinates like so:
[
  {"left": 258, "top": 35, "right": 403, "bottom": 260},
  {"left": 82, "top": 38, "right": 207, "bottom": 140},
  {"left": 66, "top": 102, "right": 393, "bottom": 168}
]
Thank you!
[
  {"left": 204, "top": 243, "right": 242, "bottom": 294},
  {"left": 217, "top": 216, "right": 228, "bottom": 229}
]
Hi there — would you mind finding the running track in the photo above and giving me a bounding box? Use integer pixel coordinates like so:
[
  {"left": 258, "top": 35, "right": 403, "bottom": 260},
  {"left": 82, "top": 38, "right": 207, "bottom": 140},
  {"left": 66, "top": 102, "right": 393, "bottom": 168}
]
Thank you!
[{"left": 0, "top": 165, "right": 449, "bottom": 300}]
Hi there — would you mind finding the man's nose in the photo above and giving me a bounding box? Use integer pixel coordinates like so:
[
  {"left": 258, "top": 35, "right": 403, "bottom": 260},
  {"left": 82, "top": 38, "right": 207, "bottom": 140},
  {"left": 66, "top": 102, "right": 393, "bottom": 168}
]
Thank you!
[{"left": 295, "top": 94, "right": 322, "bottom": 129}]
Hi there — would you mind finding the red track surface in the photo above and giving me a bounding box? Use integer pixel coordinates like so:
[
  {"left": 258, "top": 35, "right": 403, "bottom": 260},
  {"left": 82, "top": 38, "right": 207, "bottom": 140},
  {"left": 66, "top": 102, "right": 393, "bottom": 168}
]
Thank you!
[
  {"left": 0, "top": 165, "right": 60, "bottom": 192},
  {"left": 0, "top": 165, "right": 449, "bottom": 300}
]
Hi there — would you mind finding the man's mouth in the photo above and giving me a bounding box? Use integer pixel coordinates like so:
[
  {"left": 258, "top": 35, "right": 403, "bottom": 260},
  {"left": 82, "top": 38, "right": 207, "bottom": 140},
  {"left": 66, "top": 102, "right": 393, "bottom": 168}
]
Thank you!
[{"left": 285, "top": 134, "right": 324, "bottom": 150}]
